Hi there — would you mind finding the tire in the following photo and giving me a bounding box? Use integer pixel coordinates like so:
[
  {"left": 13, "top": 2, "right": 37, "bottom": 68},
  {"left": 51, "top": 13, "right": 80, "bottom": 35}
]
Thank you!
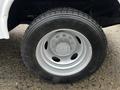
[{"left": 21, "top": 8, "right": 107, "bottom": 83}]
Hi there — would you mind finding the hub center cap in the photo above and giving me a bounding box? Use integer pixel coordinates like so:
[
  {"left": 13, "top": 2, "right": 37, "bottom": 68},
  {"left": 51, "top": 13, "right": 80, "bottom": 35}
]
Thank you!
[
  {"left": 49, "top": 32, "right": 77, "bottom": 56},
  {"left": 55, "top": 42, "right": 70, "bottom": 56}
]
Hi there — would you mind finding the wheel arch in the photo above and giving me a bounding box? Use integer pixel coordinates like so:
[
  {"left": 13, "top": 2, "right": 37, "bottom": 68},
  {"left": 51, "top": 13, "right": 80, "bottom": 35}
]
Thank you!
[{"left": 8, "top": 0, "right": 120, "bottom": 31}]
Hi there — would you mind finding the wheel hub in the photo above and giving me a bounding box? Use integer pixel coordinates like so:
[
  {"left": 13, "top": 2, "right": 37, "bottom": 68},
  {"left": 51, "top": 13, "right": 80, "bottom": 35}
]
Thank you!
[
  {"left": 55, "top": 42, "right": 71, "bottom": 56},
  {"left": 49, "top": 32, "right": 77, "bottom": 57}
]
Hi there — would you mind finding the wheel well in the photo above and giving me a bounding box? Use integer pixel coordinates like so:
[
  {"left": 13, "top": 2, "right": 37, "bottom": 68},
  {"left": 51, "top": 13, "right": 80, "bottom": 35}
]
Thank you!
[{"left": 8, "top": 0, "right": 120, "bottom": 30}]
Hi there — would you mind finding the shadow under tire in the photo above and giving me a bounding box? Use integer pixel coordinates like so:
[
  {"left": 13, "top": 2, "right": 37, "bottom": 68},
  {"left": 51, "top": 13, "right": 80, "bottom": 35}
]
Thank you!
[{"left": 21, "top": 8, "right": 107, "bottom": 83}]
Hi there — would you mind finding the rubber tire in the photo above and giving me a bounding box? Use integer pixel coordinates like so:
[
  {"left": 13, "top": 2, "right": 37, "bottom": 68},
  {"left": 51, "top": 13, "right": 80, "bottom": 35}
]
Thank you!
[{"left": 21, "top": 8, "right": 107, "bottom": 83}]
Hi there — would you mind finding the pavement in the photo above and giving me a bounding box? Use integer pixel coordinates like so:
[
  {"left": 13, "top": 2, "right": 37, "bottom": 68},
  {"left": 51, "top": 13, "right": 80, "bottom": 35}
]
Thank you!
[{"left": 0, "top": 24, "right": 120, "bottom": 90}]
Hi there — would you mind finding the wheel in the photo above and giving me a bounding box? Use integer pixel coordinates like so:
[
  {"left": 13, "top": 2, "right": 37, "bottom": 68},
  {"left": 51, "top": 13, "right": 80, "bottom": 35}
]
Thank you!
[{"left": 21, "top": 8, "right": 107, "bottom": 83}]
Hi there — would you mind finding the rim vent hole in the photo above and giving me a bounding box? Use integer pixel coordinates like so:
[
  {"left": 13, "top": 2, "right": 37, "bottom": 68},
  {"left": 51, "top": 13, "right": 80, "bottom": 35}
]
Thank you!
[
  {"left": 52, "top": 57, "right": 60, "bottom": 62},
  {"left": 71, "top": 53, "right": 78, "bottom": 60},
  {"left": 44, "top": 41, "right": 48, "bottom": 50},
  {"left": 76, "top": 36, "right": 81, "bottom": 44}
]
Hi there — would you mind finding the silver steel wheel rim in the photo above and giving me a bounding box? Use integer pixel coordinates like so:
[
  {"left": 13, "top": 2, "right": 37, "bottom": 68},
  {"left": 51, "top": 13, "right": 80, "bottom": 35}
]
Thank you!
[{"left": 36, "top": 29, "right": 92, "bottom": 76}]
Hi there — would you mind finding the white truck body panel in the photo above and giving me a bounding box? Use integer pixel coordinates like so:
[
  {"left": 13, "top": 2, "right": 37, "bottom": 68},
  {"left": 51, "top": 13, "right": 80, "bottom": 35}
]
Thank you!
[
  {"left": 0, "top": 0, "right": 14, "bottom": 39},
  {"left": 118, "top": 0, "right": 120, "bottom": 3}
]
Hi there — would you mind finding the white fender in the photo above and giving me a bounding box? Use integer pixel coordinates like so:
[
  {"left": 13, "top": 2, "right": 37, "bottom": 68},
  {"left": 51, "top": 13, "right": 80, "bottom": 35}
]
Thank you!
[
  {"left": 0, "top": 0, "right": 14, "bottom": 39},
  {"left": 118, "top": 0, "right": 120, "bottom": 3}
]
